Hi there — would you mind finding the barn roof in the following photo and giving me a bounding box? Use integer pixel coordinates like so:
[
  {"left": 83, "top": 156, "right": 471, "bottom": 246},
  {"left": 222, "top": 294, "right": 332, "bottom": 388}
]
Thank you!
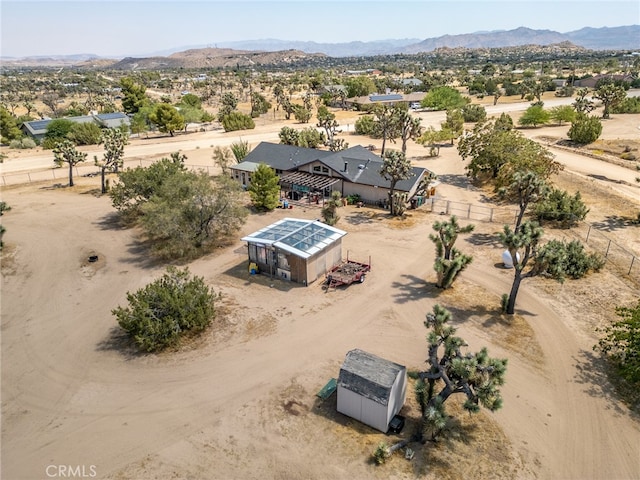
[
  {"left": 338, "top": 349, "right": 405, "bottom": 406},
  {"left": 241, "top": 218, "right": 346, "bottom": 259}
]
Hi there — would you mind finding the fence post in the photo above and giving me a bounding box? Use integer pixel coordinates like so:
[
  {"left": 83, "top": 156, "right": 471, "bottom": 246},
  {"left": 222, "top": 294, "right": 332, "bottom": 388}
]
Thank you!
[
  {"left": 629, "top": 256, "right": 635, "bottom": 276},
  {"left": 605, "top": 239, "right": 611, "bottom": 257},
  {"left": 27, "top": 172, "right": 32, "bottom": 183},
  {"left": 586, "top": 225, "right": 591, "bottom": 243},
  {"left": 490, "top": 208, "right": 494, "bottom": 223},
  {"left": 446, "top": 200, "right": 450, "bottom": 215},
  {"left": 467, "top": 204, "right": 471, "bottom": 219}
]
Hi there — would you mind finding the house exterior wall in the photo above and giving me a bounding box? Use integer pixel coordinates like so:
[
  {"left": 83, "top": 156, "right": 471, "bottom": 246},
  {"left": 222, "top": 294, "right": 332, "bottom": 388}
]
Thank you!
[
  {"left": 245, "top": 238, "right": 343, "bottom": 285},
  {"left": 304, "top": 239, "right": 343, "bottom": 285},
  {"left": 336, "top": 386, "right": 389, "bottom": 432},
  {"left": 342, "top": 183, "right": 388, "bottom": 204},
  {"left": 385, "top": 367, "right": 407, "bottom": 427}
]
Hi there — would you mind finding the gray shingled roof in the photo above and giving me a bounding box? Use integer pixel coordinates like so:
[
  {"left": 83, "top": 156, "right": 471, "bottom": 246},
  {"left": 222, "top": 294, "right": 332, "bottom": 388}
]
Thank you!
[
  {"left": 236, "top": 143, "right": 428, "bottom": 193},
  {"left": 242, "top": 142, "right": 332, "bottom": 171},
  {"left": 317, "top": 146, "right": 424, "bottom": 192},
  {"left": 338, "top": 349, "right": 405, "bottom": 406},
  {"left": 21, "top": 113, "right": 130, "bottom": 136}
]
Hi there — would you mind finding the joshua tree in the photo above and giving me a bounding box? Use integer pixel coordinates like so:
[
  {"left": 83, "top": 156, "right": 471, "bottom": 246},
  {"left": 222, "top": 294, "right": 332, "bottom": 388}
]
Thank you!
[{"left": 429, "top": 216, "right": 475, "bottom": 289}]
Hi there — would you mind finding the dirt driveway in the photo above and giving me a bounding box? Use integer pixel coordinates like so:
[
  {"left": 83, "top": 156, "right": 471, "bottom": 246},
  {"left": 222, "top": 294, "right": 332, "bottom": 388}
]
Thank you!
[{"left": 1, "top": 105, "right": 639, "bottom": 480}]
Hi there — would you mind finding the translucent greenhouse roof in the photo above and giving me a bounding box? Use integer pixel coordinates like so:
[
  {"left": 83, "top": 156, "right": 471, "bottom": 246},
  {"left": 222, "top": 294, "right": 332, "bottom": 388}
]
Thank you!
[{"left": 241, "top": 218, "right": 347, "bottom": 259}]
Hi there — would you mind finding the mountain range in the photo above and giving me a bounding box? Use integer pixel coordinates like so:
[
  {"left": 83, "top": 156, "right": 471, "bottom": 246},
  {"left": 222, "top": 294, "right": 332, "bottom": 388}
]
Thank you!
[
  {"left": 2, "top": 25, "right": 639, "bottom": 67},
  {"left": 211, "top": 25, "right": 640, "bottom": 57}
]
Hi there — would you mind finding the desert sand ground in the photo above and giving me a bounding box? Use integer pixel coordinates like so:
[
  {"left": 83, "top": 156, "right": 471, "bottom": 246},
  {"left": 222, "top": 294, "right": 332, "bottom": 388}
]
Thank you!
[{"left": 1, "top": 100, "right": 640, "bottom": 480}]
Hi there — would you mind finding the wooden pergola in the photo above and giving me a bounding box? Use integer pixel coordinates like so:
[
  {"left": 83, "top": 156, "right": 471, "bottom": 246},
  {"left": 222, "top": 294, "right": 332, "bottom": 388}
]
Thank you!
[{"left": 279, "top": 171, "right": 341, "bottom": 203}]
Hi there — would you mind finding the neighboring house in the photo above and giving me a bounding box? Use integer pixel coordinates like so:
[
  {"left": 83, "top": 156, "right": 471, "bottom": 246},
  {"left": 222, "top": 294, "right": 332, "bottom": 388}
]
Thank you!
[
  {"left": 230, "top": 142, "right": 431, "bottom": 206},
  {"left": 21, "top": 112, "right": 131, "bottom": 141},
  {"left": 241, "top": 217, "right": 346, "bottom": 285},
  {"left": 346, "top": 92, "right": 426, "bottom": 109},
  {"left": 337, "top": 349, "right": 407, "bottom": 433},
  {"left": 572, "top": 74, "right": 635, "bottom": 88}
]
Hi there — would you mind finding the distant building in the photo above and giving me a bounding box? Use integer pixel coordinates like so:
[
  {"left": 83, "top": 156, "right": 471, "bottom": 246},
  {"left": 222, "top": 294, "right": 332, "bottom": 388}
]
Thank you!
[
  {"left": 573, "top": 74, "right": 635, "bottom": 88},
  {"left": 337, "top": 349, "right": 407, "bottom": 433},
  {"left": 21, "top": 112, "right": 131, "bottom": 141},
  {"left": 346, "top": 92, "right": 426, "bottom": 109}
]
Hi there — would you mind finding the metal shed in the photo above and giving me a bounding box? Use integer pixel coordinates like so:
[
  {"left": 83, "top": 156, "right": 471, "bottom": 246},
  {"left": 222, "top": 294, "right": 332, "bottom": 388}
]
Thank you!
[
  {"left": 241, "top": 218, "right": 346, "bottom": 285},
  {"left": 337, "top": 349, "right": 407, "bottom": 433}
]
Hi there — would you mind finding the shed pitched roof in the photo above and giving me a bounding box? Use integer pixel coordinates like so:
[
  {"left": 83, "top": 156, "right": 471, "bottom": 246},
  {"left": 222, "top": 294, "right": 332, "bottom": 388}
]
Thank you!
[
  {"left": 241, "top": 217, "right": 346, "bottom": 259},
  {"left": 338, "top": 349, "right": 405, "bottom": 406}
]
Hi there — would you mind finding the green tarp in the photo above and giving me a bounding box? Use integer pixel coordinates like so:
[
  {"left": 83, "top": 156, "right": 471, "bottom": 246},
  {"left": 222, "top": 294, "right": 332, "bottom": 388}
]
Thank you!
[{"left": 317, "top": 378, "right": 337, "bottom": 400}]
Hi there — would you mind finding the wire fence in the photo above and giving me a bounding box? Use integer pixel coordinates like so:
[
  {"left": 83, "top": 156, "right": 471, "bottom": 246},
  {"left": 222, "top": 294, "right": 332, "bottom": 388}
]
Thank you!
[
  {"left": 423, "top": 197, "right": 639, "bottom": 279},
  {"left": 1, "top": 159, "right": 217, "bottom": 186}
]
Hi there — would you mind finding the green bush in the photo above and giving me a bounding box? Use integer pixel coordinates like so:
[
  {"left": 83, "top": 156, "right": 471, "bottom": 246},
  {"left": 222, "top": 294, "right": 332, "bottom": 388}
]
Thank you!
[
  {"left": 354, "top": 115, "right": 376, "bottom": 136},
  {"left": 611, "top": 97, "right": 640, "bottom": 114},
  {"left": 113, "top": 266, "right": 218, "bottom": 352},
  {"left": 596, "top": 300, "right": 640, "bottom": 385},
  {"left": 462, "top": 104, "right": 487, "bottom": 122},
  {"left": 537, "top": 239, "right": 604, "bottom": 280},
  {"left": 373, "top": 442, "right": 389, "bottom": 465},
  {"left": 534, "top": 188, "right": 589, "bottom": 227},
  {"left": 69, "top": 122, "right": 102, "bottom": 145},
  {"left": 9, "top": 137, "right": 37, "bottom": 149},
  {"left": 567, "top": 115, "right": 602, "bottom": 144},
  {"left": 221, "top": 111, "right": 255, "bottom": 132}
]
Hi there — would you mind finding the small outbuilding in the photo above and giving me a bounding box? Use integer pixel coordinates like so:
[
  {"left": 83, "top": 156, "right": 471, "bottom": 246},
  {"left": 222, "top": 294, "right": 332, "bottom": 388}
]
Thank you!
[
  {"left": 337, "top": 349, "right": 407, "bottom": 433},
  {"left": 241, "top": 217, "right": 346, "bottom": 285}
]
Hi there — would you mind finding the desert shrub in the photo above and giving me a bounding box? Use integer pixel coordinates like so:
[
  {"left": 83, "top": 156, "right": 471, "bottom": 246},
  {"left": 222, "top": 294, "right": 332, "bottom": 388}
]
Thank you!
[
  {"left": 534, "top": 188, "right": 589, "bottom": 227},
  {"left": 567, "top": 114, "right": 602, "bottom": 144},
  {"left": 596, "top": 300, "right": 640, "bottom": 385},
  {"left": 462, "top": 104, "right": 487, "bottom": 122},
  {"left": 221, "top": 111, "right": 255, "bottom": 132},
  {"left": 68, "top": 122, "right": 102, "bottom": 145},
  {"left": 9, "top": 137, "right": 37, "bottom": 149},
  {"left": 113, "top": 266, "right": 218, "bottom": 352},
  {"left": 373, "top": 442, "right": 389, "bottom": 465},
  {"left": 611, "top": 97, "right": 640, "bottom": 114},
  {"left": 43, "top": 118, "right": 75, "bottom": 148},
  {"left": 354, "top": 115, "right": 376, "bottom": 136},
  {"left": 538, "top": 239, "right": 604, "bottom": 280},
  {"left": 298, "top": 127, "right": 324, "bottom": 148}
]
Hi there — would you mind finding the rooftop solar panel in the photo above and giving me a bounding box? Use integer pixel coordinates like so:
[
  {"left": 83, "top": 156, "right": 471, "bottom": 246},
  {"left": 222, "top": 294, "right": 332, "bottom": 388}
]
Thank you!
[{"left": 369, "top": 94, "right": 403, "bottom": 102}]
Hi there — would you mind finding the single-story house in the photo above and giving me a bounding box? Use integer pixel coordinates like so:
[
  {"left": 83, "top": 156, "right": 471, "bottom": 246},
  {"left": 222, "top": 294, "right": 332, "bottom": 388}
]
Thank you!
[
  {"left": 337, "top": 349, "right": 407, "bottom": 433},
  {"left": 345, "top": 92, "right": 426, "bottom": 109},
  {"left": 21, "top": 112, "right": 131, "bottom": 141},
  {"left": 241, "top": 217, "right": 346, "bottom": 285},
  {"left": 572, "top": 74, "right": 635, "bottom": 89},
  {"left": 230, "top": 142, "right": 432, "bottom": 207}
]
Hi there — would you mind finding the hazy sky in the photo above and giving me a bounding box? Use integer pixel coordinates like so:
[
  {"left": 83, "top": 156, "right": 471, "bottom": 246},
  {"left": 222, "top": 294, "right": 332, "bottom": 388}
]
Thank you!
[{"left": 1, "top": 0, "right": 639, "bottom": 57}]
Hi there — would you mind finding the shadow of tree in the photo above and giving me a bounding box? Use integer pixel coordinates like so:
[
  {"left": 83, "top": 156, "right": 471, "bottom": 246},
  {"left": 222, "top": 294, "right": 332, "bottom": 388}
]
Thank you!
[
  {"left": 466, "top": 231, "right": 502, "bottom": 248},
  {"left": 343, "top": 210, "right": 389, "bottom": 226},
  {"left": 96, "top": 325, "right": 146, "bottom": 360},
  {"left": 572, "top": 349, "right": 640, "bottom": 417},
  {"left": 590, "top": 215, "right": 638, "bottom": 233},
  {"left": 436, "top": 173, "right": 473, "bottom": 190},
  {"left": 391, "top": 274, "right": 442, "bottom": 304}
]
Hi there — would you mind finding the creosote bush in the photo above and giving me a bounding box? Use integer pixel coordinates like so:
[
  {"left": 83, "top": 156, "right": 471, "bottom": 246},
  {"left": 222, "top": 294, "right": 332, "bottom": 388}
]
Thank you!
[{"left": 113, "top": 266, "right": 219, "bottom": 352}]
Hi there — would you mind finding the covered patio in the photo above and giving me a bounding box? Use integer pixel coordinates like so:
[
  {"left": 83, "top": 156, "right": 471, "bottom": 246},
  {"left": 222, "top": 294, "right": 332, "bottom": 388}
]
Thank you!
[{"left": 279, "top": 171, "right": 341, "bottom": 205}]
